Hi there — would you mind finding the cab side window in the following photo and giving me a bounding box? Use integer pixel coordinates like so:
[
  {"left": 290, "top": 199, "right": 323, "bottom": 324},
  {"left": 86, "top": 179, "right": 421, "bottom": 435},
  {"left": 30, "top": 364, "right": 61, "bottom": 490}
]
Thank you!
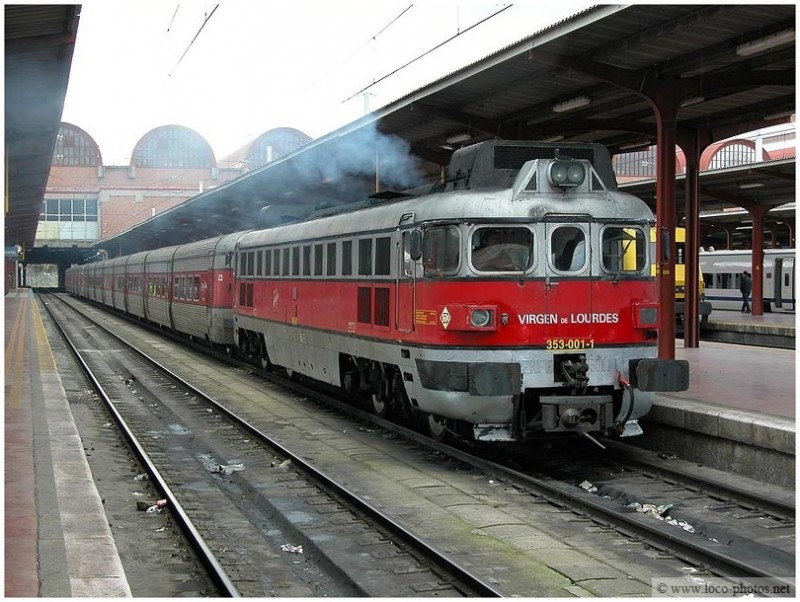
[{"left": 422, "top": 226, "right": 460, "bottom": 276}]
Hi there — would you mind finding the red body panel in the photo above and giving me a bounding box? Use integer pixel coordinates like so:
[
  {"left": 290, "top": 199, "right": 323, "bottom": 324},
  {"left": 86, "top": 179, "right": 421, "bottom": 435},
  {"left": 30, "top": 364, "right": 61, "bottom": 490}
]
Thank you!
[{"left": 237, "top": 277, "right": 658, "bottom": 348}]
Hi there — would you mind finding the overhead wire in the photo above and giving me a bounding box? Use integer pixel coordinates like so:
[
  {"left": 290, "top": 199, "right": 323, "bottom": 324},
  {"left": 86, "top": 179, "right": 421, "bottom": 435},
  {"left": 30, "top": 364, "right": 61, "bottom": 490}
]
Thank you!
[
  {"left": 303, "top": 4, "right": 414, "bottom": 94},
  {"left": 342, "top": 4, "right": 512, "bottom": 103},
  {"left": 169, "top": 4, "right": 220, "bottom": 77}
]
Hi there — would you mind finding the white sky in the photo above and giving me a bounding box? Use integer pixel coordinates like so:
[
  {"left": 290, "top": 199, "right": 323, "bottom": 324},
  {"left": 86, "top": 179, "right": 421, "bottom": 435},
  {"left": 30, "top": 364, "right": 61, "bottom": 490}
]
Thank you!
[{"left": 61, "top": 0, "right": 593, "bottom": 166}]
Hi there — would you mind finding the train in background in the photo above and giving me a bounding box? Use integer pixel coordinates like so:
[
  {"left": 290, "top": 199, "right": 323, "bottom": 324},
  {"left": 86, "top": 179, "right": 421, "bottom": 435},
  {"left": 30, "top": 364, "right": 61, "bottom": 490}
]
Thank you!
[
  {"left": 700, "top": 248, "right": 795, "bottom": 312},
  {"left": 66, "top": 140, "right": 689, "bottom": 446},
  {"left": 657, "top": 227, "right": 713, "bottom": 325}
]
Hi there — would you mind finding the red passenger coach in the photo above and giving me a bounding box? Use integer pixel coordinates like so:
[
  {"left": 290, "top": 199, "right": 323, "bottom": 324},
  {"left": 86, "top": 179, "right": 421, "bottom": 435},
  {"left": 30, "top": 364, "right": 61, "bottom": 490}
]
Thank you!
[
  {"left": 232, "top": 141, "right": 689, "bottom": 444},
  {"left": 66, "top": 232, "right": 243, "bottom": 352},
  {"left": 125, "top": 251, "right": 149, "bottom": 320},
  {"left": 170, "top": 233, "right": 240, "bottom": 348}
]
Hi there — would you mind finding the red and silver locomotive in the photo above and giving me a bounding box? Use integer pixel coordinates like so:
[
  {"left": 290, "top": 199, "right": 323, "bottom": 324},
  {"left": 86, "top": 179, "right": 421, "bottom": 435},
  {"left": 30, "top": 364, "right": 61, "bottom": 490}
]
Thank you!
[{"left": 67, "top": 140, "right": 688, "bottom": 444}]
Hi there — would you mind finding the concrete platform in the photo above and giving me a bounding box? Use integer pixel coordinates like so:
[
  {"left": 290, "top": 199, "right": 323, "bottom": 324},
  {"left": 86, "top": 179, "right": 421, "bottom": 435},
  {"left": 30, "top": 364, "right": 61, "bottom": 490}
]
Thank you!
[
  {"left": 700, "top": 308, "right": 796, "bottom": 348},
  {"left": 643, "top": 336, "right": 795, "bottom": 488},
  {"left": 4, "top": 289, "right": 130, "bottom": 597}
]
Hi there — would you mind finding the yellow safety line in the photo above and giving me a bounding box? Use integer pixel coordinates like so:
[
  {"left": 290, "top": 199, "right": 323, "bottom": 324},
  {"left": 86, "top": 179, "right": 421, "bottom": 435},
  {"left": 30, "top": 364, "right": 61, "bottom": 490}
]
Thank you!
[
  {"left": 31, "top": 300, "right": 56, "bottom": 372},
  {"left": 5, "top": 295, "right": 29, "bottom": 409},
  {"left": 5, "top": 293, "right": 27, "bottom": 371}
]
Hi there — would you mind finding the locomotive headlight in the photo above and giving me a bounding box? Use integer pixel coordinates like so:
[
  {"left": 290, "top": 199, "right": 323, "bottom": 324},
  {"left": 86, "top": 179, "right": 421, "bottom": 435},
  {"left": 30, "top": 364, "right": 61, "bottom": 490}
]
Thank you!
[
  {"left": 547, "top": 160, "right": 586, "bottom": 188},
  {"left": 470, "top": 308, "right": 493, "bottom": 328},
  {"left": 638, "top": 307, "right": 658, "bottom": 328},
  {"left": 632, "top": 302, "right": 659, "bottom": 329},
  {"left": 638, "top": 306, "right": 658, "bottom": 326}
]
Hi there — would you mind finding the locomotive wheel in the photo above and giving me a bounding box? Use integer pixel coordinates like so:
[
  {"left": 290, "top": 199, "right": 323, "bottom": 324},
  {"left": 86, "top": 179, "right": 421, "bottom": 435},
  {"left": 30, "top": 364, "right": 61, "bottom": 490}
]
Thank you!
[
  {"left": 260, "top": 353, "right": 271, "bottom": 371},
  {"left": 426, "top": 413, "right": 449, "bottom": 442},
  {"left": 372, "top": 393, "right": 389, "bottom": 418}
]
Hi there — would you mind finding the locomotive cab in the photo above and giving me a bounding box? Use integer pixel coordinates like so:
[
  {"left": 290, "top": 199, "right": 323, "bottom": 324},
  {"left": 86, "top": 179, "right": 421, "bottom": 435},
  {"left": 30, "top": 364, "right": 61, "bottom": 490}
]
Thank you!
[{"left": 402, "top": 143, "right": 688, "bottom": 444}]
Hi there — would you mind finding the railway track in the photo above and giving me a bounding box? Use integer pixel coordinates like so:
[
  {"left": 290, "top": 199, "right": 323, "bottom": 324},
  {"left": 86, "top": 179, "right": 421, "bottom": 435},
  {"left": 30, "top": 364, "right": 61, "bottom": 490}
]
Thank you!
[
  {"left": 41, "top": 292, "right": 500, "bottom": 597},
  {"left": 471, "top": 441, "right": 794, "bottom": 589},
  {"left": 334, "top": 400, "right": 795, "bottom": 591},
  {"left": 47, "top": 292, "right": 796, "bottom": 597}
]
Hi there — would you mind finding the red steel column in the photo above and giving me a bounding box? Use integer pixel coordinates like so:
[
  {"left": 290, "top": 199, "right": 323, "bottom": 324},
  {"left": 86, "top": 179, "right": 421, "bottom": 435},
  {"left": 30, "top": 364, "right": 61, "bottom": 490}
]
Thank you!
[
  {"left": 654, "top": 106, "right": 679, "bottom": 359},
  {"left": 683, "top": 145, "right": 701, "bottom": 348},
  {"left": 749, "top": 205, "right": 767, "bottom": 316}
]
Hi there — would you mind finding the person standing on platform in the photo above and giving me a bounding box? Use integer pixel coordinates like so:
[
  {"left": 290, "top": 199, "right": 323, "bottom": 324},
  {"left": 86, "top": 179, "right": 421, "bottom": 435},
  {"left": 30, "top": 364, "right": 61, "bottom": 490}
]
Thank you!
[{"left": 740, "top": 270, "right": 752, "bottom": 313}]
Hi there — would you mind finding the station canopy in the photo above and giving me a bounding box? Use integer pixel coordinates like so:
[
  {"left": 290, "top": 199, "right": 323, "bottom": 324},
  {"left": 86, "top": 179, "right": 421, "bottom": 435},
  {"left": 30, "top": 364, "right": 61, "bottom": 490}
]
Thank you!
[{"left": 3, "top": 5, "right": 794, "bottom": 256}]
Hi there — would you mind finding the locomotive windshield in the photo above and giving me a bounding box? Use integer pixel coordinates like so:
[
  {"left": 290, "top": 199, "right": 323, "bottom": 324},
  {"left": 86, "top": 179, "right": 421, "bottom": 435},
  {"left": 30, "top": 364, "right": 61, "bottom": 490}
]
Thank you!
[
  {"left": 550, "top": 226, "right": 586, "bottom": 272},
  {"left": 471, "top": 227, "right": 532, "bottom": 272}
]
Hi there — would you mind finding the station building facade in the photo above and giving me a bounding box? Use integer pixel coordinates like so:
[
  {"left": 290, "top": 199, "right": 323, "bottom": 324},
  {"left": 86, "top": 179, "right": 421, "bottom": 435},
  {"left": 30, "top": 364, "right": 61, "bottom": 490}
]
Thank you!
[{"left": 37, "top": 123, "right": 311, "bottom": 247}]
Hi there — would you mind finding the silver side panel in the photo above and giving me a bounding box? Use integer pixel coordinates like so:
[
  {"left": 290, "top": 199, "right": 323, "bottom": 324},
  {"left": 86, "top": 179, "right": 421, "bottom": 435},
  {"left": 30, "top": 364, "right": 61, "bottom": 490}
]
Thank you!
[{"left": 172, "top": 301, "right": 208, "bottom": 339}]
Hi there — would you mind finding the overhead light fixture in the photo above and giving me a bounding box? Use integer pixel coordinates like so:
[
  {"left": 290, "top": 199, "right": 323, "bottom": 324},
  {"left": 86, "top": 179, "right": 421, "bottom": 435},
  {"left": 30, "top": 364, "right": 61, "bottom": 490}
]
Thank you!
[
  {"left": 680, "top": 96, "right": 704, "bottom": 107},
  {"left": 619, "top": 139, "right": 652, "bottom": 151},
  {"left": 445, "top": 133, "right": 472, "bottom": 145},
  {"left": 736, "top": 29, "right": 795, "bottom": 57},
  {"left": 735, "top": 226, "right": 754, "bottom": 231},
  {"left": 738, "top": 182, "right": 765, "bottom": 190},
  {"left": 539, "top": 135, "right": 564, "bottom": 142},
  {"left": 552, "top": 96, "right": 591, "bottom": 113},
  {"left": 764, "top": 110, "right": 795, "bottom": 121}
]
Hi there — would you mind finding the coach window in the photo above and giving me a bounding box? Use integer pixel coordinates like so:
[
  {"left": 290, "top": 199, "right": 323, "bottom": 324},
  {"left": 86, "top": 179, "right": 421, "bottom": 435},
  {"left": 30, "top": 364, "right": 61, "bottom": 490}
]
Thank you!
[
  {"left": 264, "top": 249, "right": 272, "bottom": 276},
  {"left": 256, "top": 250, "right": 263, "bottom": 276},
  {"left": 291, "top": 247, "right": 299, "bottom": 276},
  {"left": 314, "top": 243, "right": 324, "bottom": 276},
  {"left": 275, "top": 248, "right": 283, "bottom": 276},
  {"left": 375, "top": 237, "right": 391, "bottom": 276},
  {"left": 302, "top": 245, "right": 312, "bottom": 276},
  {"left": 601, "top": 226, "right": 646, "bottom": 273},
  {"left": 422, "top": 226, "right": 460, "bottom": 276},
  {"left": 471, "top": 227, "right": 532, "bottom": 272},
  {"left": 342, "top": 240, "right": 353, "bottom": 275},
  {"left": 281, "top": 247, "right": 292, "bottom": 276},
  {"left": 326, "top": 242, "right": 337, "bottom": 276},
  {"left": 551, "top": 226, "right": 586, "bottom": 272},
  {"left": 358, "top": 239, "right": 373, "bottom": 275}
]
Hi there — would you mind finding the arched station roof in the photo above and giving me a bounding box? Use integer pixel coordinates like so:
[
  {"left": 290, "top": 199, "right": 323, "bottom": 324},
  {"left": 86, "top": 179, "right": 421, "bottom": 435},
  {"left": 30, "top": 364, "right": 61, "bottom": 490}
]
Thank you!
[
  {"left": 222, "top": 127, "right": 313, "bottom": 171},
  {"left": 131, "top": 125, "right": 216, "bottom": 169},
  {"left": 53, "top": 122, "right": 103, "bottom": 166}
]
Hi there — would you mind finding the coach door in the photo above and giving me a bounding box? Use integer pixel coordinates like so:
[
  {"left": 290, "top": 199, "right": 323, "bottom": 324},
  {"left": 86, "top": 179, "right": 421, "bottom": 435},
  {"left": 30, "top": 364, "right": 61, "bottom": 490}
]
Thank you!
[
  {"left": 396, "top": 217, "right": 416, "bottom": 333},
  {"left": 776, "top": 257, "right": 795, "bottom": 310},
  {"left": 544, "top": 222, "right": 592, "bottom": 342}
]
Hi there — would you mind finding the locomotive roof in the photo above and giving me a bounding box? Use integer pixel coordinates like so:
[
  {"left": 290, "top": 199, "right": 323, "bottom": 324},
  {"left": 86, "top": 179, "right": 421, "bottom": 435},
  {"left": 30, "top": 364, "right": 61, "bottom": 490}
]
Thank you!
[
  {"left": 237, "top": 156, "right": 652, "bottom": 248},
  {"left": 442, "top": 141, "right": 618, "bottom": 192}
]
